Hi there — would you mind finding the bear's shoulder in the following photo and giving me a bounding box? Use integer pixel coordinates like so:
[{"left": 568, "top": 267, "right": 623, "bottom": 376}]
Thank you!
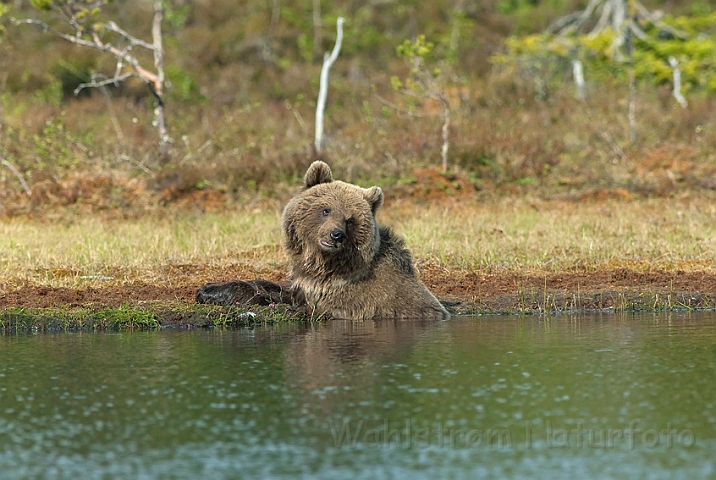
[{"left": 376, "top": 226, "right": 416, "bottom": 276}]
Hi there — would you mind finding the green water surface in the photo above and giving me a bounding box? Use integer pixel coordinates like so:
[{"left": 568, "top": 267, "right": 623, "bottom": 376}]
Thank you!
[{"left": 1, "top": 313, "right": 715, "bottom": 479}]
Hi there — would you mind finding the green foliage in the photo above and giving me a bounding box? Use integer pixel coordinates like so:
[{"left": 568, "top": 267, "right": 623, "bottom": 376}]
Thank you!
[
  {"left": 0, "top": 3, "right": 8, "bottom": 40},
  {"left": 495, "top": 11, "right": 716, "bottom": 94},
  {"left": 33, "top": 73, "right": 63, "bottom": 106},
  {"left": 29, "top": 0, "right": 54, "bottom": 10},
  {"left": 391, "top": 34, "right": 456, "bottom": 170},
  {"left": 166, "top": 64, "right": 203, "bottom": 102},
  {"left": 296, "top": 33, "right": 313, "bottom": 63},
  {"left": 30, "top": 0, "right": 114, "bottom": 13},
  {"left": 493, "top": 0, "right": 570, "bottom": 34},
  {"left": 392, "top": 35, "right": 444, "bottom": 95},
  {"left": 496, "top": 0, "right": 567, "bottom": 16},
  {"left": 29, "top": 0, "right": 114, "bottom": 29},
  {"left": 690, "top": 2, "right": 712, "bottom": 16},
  {"left": 32, "top": 120, "right": 79, "bottom": 168},
  {"left": 397, "top": 34, "right": 435, "bottom": 63},
  {"left": 163, "top": 0, "right": 189, "bottom": 30}
]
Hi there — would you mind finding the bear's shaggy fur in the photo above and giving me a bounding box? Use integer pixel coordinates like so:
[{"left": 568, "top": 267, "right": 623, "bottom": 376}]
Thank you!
[
  {"left": 282, "top": 161, "right": 449, "bottom": 320},
  {"left": 195, "top": 278, "right": 301, "bottom": 306},
  {"left": 196, "top": 161, "right": 449, "bottom": 320}
]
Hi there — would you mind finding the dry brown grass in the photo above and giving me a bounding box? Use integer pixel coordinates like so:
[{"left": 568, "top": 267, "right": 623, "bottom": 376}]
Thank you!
[
  {"left": 2, "top": 80, "right": 714, "bottom": 212},
  {"left": 386, "top": 195, "right": 716, "bottom": 273},
  {"left": 2, "top": 0, "right": 714, "bottom": 207},
  {"left": 2, "top": 195, "right": 715, "bottom": 290}
]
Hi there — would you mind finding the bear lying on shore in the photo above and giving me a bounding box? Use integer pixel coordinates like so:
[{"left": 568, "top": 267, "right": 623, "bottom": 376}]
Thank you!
[{"left": 196, "top": 161, "right": 450, "bottom": 320}]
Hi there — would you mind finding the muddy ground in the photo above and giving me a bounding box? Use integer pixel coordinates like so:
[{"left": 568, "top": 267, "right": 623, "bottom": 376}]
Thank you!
[
  {"left": 2, "top": 169, "right": 716, "bottom": 323},
  {"left": 2, "top": 264, "right": 715, "bottom": 322}
]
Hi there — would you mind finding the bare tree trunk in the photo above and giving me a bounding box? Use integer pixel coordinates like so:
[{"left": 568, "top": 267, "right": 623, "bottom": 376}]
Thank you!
[
  {"left": 572, "top": 59, "right": 586, "bottom": 100},
  {"left": 627, "top": 66, "right": 636, "bottom": 143},
  {"left": 438, "top": 95, "right": 451, "bottom": 172},
  {"left": 314, "top": 17, "right": 344, "bottom": 156},
  {"left": 612, "top": 0, "right": 625, "bottom": 32},
  {"left": 152, "top": 0, "right": 170, "bottom": 162},
  {"left": 668, "top": 56, "right": 688, "bottom": 108},
  {"left": 626, "top": 0, "right": 636, "bottom": 143},
  {"left": 441, "top": 110, "right": 450, "bottom": 172},
  {"left": 546, "top": 0, "right": 700, "bottom": 139}
]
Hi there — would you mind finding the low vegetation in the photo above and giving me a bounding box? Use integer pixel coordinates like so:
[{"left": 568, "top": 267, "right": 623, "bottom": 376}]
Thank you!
[
  {"left": 2, "top": 197, "right": 715, "bottom": 285},
  {"left": 0, "top": 303, "right": 311, "bottom": 332},
  {"left": 1, "top": 1, "right": 715, "bottom": 328},
  {"left": 1, "top": 1, "right": 715, "bottom": 208}
]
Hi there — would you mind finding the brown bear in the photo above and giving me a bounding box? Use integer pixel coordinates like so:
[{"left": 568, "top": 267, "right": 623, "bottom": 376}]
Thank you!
[{"left": 196, "top": 161, "right": 450, "bottom": 320}]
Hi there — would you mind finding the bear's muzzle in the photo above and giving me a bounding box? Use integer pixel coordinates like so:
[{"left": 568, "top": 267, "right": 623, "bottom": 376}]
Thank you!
[{"left": 321, "top": 228, "right": 347, "bottom": 249}]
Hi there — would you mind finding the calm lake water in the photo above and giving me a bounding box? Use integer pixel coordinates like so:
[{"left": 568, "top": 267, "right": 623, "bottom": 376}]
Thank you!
[{"left": 1, "top": 312, "right": 715, "bottom": 479}]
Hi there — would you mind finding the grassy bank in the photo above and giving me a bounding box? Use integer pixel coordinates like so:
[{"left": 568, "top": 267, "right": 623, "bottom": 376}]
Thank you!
[
  {"left": 0, "top": 303, "right": 312, "bottom": 332},
  {"left": 2, "top": 195, "right": 715, "bottom": 289}
]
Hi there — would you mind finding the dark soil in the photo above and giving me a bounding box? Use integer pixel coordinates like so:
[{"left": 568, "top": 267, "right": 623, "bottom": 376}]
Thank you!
[
  {"left": 425, "top": 267, "right": 716, "bottom": 313},
  {"left": 2, "top": 265, "right": 715, "bottom": 324}
]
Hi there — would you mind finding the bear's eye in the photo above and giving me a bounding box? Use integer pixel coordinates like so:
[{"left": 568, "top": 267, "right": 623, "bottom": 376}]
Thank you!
[
  {"left": 321, "top": 208, "right": 331, "bottom": 216},
  {"left": 346, "top": 218, "right": 355, "bottom": 228}
]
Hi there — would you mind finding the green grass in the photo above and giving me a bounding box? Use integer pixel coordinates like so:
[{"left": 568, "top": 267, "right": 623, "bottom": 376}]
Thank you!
[
  {"left": 0, "top": 305, "right": 160, "bottom": 331},
  {"left": 0, "top": 303, "right": 313, "bottom": 332}
]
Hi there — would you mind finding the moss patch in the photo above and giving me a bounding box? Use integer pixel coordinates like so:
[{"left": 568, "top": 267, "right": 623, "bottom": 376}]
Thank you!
[{"left": 0, "top": 303, "right": 314, "bottom": 332}]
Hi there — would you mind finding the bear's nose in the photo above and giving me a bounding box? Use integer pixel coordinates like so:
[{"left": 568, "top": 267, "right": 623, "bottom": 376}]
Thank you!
[{"left": 330, "top": 228, "right": 346, "bottom": 243}]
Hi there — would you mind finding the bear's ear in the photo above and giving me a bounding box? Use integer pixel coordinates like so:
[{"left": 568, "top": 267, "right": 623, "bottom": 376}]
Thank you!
[
  {"left": 281, "top": 210, "right": 303, "bottom": 255},
  {"left": 304, "top": 161, "right": 334, "bottom": 188},
  {"left": 363, "top": 186, "right": 384, "bottom": 215}
]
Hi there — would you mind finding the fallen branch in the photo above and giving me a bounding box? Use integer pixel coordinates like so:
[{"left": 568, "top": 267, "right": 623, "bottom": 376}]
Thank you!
[
  {"left": 598, "top": 131, "right": 628, "bottom": 162},
  {"left": 1, "top": 157, "right": 32, "bottom": 196}
]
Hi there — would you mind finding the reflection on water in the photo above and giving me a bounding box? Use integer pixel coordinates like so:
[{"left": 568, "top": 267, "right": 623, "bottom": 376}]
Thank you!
[{"left": 1, "top": 313, "right": 715, "bottom": 479}]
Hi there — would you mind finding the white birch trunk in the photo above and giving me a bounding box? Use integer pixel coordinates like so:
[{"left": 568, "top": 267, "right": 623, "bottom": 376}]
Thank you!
[
  {"left": 440, "top": 108, "right": 450, "bottom": 172},
  {"left": 572, "top": 59, "right": 586, "bottom": 99},
  {"left": 668, "top": 56, "right": 688, "bottom": 108},
  {"left": 314, "top": 17, "right": 344, "bottom": 155},
  {"left": 152, "top": 0, "right": 170, "bottom": 160}
]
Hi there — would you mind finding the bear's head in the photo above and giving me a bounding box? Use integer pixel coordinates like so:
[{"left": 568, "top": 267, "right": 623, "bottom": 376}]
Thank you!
[{"left": 282, "top": 161, "right": 384, "bottom": 275}]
